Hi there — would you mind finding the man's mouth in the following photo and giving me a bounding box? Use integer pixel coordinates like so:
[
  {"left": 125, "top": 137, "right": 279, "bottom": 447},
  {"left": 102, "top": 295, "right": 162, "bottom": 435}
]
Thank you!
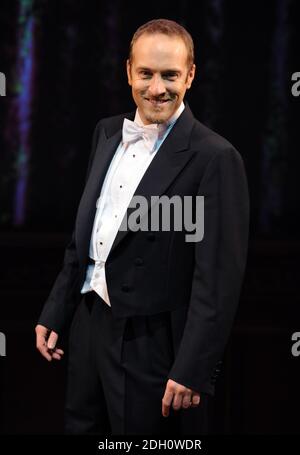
[{"left": 144, "top": 98, "right": 171, "bottom": 106}]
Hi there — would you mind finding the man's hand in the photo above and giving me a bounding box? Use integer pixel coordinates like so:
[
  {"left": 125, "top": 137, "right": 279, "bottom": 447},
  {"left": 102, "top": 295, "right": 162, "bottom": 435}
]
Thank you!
[
  {"left": 162, "top": 379, "right": 200, "bottom": 417},
  {"left": 35, "top": 324, "right": 64, "bottom": 362}
]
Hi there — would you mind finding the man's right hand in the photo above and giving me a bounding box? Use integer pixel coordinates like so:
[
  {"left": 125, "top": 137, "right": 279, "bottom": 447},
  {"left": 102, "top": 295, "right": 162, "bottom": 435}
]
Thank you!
[{"left": 35, "top": 324, "right": 64, "bottom": 362}]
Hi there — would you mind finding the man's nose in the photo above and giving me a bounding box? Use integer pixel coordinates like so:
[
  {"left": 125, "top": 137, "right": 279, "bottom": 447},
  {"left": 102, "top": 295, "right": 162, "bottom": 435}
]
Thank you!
[{"left": 148, "top": 75, "right": 166, "bottom": 97}]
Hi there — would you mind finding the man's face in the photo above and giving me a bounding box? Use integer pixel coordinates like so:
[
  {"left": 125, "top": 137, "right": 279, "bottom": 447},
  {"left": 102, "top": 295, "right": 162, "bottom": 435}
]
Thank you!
[{"left": 127, "top": 33, "right": 195, "bottom": 125}]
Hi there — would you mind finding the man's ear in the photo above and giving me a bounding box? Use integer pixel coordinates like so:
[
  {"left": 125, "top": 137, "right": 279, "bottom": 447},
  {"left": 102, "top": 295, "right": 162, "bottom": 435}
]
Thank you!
[
  {"left": 126, "top": 59, "right": 132, "bottom": 86},
  {"left": 186, "top": 63, "right": 196, "bottom": 89}
]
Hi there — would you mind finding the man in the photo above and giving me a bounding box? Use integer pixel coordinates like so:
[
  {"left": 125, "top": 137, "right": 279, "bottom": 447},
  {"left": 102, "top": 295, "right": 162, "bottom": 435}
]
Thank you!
[{"left": 36, "top": 19, "right": 249, "bottom": 435}]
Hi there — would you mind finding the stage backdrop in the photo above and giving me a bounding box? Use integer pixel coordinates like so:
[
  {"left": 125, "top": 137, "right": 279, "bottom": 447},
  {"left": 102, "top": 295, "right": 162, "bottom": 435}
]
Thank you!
[{"left": 1, "top": 0, "right": 299, "bottom": 237}]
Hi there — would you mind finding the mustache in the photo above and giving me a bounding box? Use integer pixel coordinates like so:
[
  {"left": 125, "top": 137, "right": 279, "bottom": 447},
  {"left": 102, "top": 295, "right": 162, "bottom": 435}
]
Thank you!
[{"left": 141, "top": 92, "right": 176, "bottom": 102}]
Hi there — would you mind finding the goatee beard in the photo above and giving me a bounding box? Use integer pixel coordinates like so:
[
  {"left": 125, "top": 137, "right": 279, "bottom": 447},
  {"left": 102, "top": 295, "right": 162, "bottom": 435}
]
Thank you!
[{"left": 148, "top": 117, "right": 165, "bottom": 124}]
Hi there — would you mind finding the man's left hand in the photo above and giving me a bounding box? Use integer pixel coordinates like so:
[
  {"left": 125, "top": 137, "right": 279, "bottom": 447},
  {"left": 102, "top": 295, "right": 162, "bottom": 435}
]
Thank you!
[{"left": 162, "top": 379, "right": 200, "bottom": 417}]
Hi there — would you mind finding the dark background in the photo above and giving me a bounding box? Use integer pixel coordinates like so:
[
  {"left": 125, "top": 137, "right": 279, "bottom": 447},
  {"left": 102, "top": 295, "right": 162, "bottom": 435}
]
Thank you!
[{"left": 0, "top": 0, "right": 300, "bottom": 434}]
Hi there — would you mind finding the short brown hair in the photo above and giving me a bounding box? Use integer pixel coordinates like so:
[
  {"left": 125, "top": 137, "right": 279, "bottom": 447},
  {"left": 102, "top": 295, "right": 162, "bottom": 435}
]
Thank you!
[{"left": 128, "top": 19, "right": 194, "bottom": 69}]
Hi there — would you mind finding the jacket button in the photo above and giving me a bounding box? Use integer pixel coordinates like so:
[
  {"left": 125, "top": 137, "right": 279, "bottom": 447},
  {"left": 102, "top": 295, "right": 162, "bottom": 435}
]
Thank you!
[
  {"left": 121, "top": 284, "right": 131, "bottom": 292},
  {"left": 134, "top": 257, "right": 144, "bottom": 266},
  {"left": 147, "top": 233, "right": 155, "bottom": 241}
]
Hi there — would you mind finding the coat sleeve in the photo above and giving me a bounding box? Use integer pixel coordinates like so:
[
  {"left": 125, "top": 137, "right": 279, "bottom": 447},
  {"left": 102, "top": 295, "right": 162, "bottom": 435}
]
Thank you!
[
  {"left": 167, "top": 146, "right": 250, "bottom": 395},
  {"left": 37, "top": 120, "right": 103, "bottom": 334}
]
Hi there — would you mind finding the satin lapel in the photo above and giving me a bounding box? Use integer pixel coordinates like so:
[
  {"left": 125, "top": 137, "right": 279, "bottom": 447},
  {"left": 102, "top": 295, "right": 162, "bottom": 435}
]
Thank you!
[
  {"left": 75, "top": 126, "right": 123, "bottom": 262},
  {"left": 109, "top": 105, "right": 196, "bottom": 256}
]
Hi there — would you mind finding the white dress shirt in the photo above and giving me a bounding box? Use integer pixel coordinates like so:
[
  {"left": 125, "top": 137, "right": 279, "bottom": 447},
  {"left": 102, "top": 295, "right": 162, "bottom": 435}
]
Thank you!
[{"left": 81, "top": 101, "right": 185, "bottom": 306}]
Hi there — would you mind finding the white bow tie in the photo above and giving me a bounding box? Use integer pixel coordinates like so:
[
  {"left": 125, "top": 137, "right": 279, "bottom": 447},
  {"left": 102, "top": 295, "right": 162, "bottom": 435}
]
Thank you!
[{"left": 122, "top": 118, "right": 162, "bottom": 151}]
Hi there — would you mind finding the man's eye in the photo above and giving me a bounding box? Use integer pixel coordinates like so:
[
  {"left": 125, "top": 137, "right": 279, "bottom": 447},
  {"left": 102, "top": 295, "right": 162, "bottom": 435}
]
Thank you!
[
  {"left": 163, "top": 74, "right": 177, "bottom": 80},
  {"left": 140, "top": 72, "right": 152, "bottom": 78}
]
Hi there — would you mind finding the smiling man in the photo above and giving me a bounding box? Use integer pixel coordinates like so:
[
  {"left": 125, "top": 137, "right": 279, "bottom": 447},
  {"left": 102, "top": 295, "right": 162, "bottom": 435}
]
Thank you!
[
  {"left": 36, "top": 19, "right": 249, "bottom": 435},
  {"left": 127, "top": 31, "right": 195, "bottom": 124}
]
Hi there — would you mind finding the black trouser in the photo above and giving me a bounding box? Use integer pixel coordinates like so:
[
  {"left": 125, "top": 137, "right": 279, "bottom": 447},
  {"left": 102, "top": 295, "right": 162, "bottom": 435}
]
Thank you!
[{"left": 65, "top": 291, "right": 213, "bottom": 435}]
